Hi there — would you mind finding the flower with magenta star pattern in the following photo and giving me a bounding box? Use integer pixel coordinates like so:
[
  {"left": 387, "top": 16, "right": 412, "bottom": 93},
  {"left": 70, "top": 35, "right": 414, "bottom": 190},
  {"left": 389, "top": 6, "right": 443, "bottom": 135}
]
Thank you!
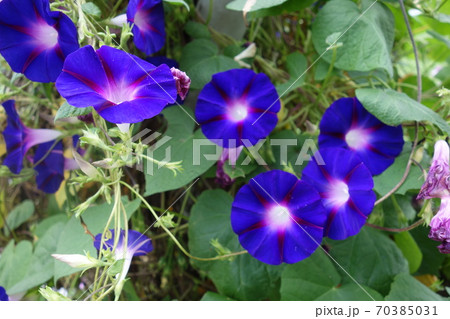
[
  {"left": 231, "top": 170, "right": 327, "bottom": 265},
  {"left": 55, "top": 45, "right": 177, "bottom": 124},
  {"left": 302, "top": 147, "right": 376, "bottom": 240},
  {"left": 1, "top": 100, "right": 61, "bottom": 174},
  {"left": 318, "top": 97, "right": 404, "bottom": 175},
  {"left": 0, "top": 286, "right": 8, "bottom": 301},
  {"left": 0, "top": 0, "right": 79, "bottom": 82},
  {"left": 196, "top": 69, "right": 280, "bottom": 148},
  {"left": 127, "top": 0, "right": 166, "bottom": 55}
]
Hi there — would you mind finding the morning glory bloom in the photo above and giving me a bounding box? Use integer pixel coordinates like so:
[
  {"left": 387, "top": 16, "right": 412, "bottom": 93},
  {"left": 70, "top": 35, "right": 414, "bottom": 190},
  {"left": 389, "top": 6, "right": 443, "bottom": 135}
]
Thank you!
[
  {"left": 196, "top": 69, "right": 280, "bottom": 148},
  {"left": 0, "top": 286, "right": 8, "bottom": 301},
  {"left": 417, "top": 140, "right": 450, "bottom": 200},
  {"left": 34, "top": 141, "right": 64, "bottom": 194},
  {"left": 127, "top": 0, "right": 166, "bottom": 55},
  {"left": 146, "top": 56, "right": 178, "bottom": 69},
  {"left": 318, "top": 97, "right": 404, "bottom": 175},
  {"left": 0, "top": 0, "right": 79, "bottom": 82},
  {"left": 94, "top": 229, "right": 153, "bottom": 291},
  {"left": 429, "top": 197, "right": 450, "bottom": 254},
  {"left": 231, "top": 170, "right": 327, "bottom": 265},
  {"left": 1, "top": 100, "right": 61, "bottom": 174},
  {"left": 302, "top": 147, "right": 376, "bottom": 240},
  {"left": 55, "top": 45, "right": 177, "bottom": 124}
]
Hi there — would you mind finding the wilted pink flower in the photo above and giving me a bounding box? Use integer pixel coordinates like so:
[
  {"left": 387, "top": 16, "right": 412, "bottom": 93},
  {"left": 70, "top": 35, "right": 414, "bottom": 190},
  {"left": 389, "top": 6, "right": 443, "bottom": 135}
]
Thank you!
[
  {"left": 171, "top": 67, "right": 191, "bottom": 100},
  {"left": 417, "top": 140, "right": 450, "bottom": 200},
  {"left": 429, "top": 197, "right": 450, "bottom": 242}
]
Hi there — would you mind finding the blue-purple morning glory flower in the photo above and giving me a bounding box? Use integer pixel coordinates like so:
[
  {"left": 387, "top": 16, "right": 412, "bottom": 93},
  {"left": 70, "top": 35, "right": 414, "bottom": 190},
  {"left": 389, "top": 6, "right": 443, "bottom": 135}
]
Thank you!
[
  {"left": 95, "top": 229, "right": 153, "bottom": 290},
  {"left": 196, "top": 69, "right": 280, "bottom": 148},
  {"left": 0, "top": 286, "right": 8, "bottom": 301},
  {"left": 417, "top": 140, "right": 450, "bottom": 200},
  {"left": 0, "top": 0, "right": 79, "bottom": 82},
  {"left": 231, "top": 170, "right": 327, "bottom": 265},
  {"left": 127, "top": 0, "right": 166, "bottom": 55},
  {"left": 302, "top": 147, "right": 376, "bottom": 240},
  {"left": 318, "top": 97, "right": 404, "bottom": 175},
  {"left": 1, "top": 100, "right": 61, "bottom": 174},
  {"left": 34, "top": 141, "right": 65, "bottom": 194},
  {"left": 55, "top": 45, "right": 177, "bottom": 124},
  {"left": 146, "top": 56, "right": 178, "bottom": 69}
]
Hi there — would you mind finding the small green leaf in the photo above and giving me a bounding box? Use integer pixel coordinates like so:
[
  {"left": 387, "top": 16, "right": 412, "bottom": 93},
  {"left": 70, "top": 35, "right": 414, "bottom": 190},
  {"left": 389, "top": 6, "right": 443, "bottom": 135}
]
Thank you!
[
  {"left": 163, "top": 0, "right": 190, "bottom": 11},
  {"left": 312, "top": 0, "right": 394, "bottom": 76},
  {"left": 276, "top": 52, "right": 307, "bottom": 95},
  {"left": 227, "top": 0, "right": 288, "bottom": 12},
  {"left": 4, "top": 200, "right": 34, "bottom": 235},
  {"left": 81, "top": 2, "right": 102, "bottom": 17},
  {"left": 394, "top": 231, "right": 423, "bottom": 274},
  {"left": 201, "top": 291, "right": 235, "bottom": 301},
  {"left": 108, "top": 259, "right": 125, "bottom": 276},
  {"left": 356, "top": 88, "right": 450, "bottom": 135},
  {"left": 184, "top": 21, "right": 210, "bottom": 39},
  {"left": 55, "top": 102, "right": 93, "bottom": 122}
]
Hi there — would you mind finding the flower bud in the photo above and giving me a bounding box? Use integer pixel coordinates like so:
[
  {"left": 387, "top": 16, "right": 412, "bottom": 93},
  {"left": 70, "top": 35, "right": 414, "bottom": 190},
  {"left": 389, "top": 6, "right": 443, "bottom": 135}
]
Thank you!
[
  {"left": 429, "top": 197, "right": 450, "bottom": 245},
  {"left": 171, "top": 67, "right": 191, "bottom": 101},
  {"left": 52, "top": 253, "right": 103, "bottom": 269},
  {"left": 417, "top": 140, "right": 450, "bottom": 200}
]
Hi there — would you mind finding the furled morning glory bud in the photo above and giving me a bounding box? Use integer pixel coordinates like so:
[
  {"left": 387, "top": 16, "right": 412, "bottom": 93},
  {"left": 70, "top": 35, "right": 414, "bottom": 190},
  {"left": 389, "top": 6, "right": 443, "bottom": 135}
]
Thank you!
[
  {"left": 196, "top": 69, "right": 280, "bottom": 148},
  {"left": 94, "top": 229, "right": 153, "bottom": 295},
  {"left": 0, "top": 286, "right": 9, "bottom": 301},
  {"left": 0, "top": 0, "right": 79, "bottom": 82},
  {"left": 417, "top": 140, "right": 450, "bottom": 200},
  {"left": 55, "top": 45, "right": 177, "bottom": 124},
  {"left": 52, "top": 253, "right": 103, "bottom": 269},
  {"left": 429, "top": 197, "right": 450, "bottom": 251},
  {"left": 302, "top": 147, "right": 376, "bottom": 240},
  {"left": 1, "top": 100, "right": 61, "bottom": 174},
  {"left": 231, "top": 170, "right": 327, "bottom": 265},
  {"left": 171, "top": 67, "right": 191, "bottom": 101},
  {"left": 318, "top": 97, "right": 404, "bottom": 175},
  {"left": 127, "top": 0, "right": 166, "bottom": 55}
]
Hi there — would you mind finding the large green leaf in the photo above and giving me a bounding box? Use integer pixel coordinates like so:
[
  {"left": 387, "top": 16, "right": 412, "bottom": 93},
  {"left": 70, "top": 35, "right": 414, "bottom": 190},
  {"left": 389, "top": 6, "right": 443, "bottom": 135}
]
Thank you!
[
  {"left": 312, "top": 0, "right": 394, "bottom": 76},
  {"left": 180, "top": 39, "right": 239, "bottom": 89},
  {"left": 356, "top": 88, "right": 450, "bottom": 135},
  {"left": 385, "top": 273, "right": 446, "bottom": 301},
  {"left": 145, "top": 107, "right": 219, "bottom": 196},
  {"left": 327, "top": 227, "right": 409, "bottom": 295},
  {"left": 281, "top": 250, "right": 383, "bottom": 301},
  {"left": 0, "top": 241, "right": 33, "bottom": 294},
  {"left": 188, "top": 189, "right": 283, "bottom": 300}
]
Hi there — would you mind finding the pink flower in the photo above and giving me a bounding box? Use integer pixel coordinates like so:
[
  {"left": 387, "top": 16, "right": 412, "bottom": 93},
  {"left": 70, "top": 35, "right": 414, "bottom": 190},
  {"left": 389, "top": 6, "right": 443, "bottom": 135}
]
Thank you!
[
  {"left": 171, "top": 67, "right": 191, "bottom": 100},
  {"left": 417, "top": 140, "right": 450, "bottom": 200}
]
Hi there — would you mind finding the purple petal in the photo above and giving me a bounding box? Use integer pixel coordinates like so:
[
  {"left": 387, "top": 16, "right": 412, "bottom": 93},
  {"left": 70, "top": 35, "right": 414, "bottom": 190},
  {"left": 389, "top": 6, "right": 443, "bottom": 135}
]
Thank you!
[
  {"left": 302, "top": 147, "right": 375, "bottom": 240},
  {"left": 127, "top": 0, "right": 166, "bottom": 55},
  {"left": 231, "top": 170, "right": 326, "bottom": 265},
  {"left": 429, "top": 197, "right": 450, "bottom": 242},
  {"left": 1, "top": 100, "right": 26, "bottom": 174},
  {"left": 34, "top": 141, "right": 65, "bottom": 193},
  {"left": 196, "top": 69, "right": 280, "bottom": 148},
  {"left": 0, "top": 286, "right": 8, "bottom": 301},
  {"left": 0, "top": 0, "right": 79, "bottom": 82},
  {"left": 94, "top": 229, "right": 153, "bottom": 257},
  {"left": 56, "top": 45, "right": 177, "bottom": 124},
  {"left": 319, "top": 97, "right": 404, "bottom": 175}
]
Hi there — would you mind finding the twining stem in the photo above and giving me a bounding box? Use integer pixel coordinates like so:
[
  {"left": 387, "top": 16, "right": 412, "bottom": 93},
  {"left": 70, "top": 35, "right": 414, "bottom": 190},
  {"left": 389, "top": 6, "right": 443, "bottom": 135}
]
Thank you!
[
  {"left": 374, "top": 0, "right": 422, "bottom": 206},
  {"left": 120, "top": 181, "right": 248, "bottom": 261},
  {"left": 366, "top": 219, "right": 424, "bottom": 233}
]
